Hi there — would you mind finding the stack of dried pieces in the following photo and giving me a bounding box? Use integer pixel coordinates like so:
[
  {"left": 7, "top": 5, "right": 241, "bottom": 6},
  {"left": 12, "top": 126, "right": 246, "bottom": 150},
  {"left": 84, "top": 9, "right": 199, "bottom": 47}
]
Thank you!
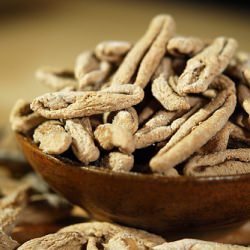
[{"left": 10, "top": 14, "right": 250, "bottom": 177}]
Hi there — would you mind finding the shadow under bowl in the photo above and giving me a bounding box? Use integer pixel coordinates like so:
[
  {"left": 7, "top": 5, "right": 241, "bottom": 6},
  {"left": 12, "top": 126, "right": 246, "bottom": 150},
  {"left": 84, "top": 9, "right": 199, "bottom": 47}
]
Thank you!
[{"left": 16, "top": 133, "right": 250, "bottom": 236}]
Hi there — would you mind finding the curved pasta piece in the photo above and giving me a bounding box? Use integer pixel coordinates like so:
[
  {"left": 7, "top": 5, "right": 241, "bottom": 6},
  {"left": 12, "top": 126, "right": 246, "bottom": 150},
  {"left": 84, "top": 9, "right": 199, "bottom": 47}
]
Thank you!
[{"left": 31, "top": 84, "right": 144, "bottom": 119}]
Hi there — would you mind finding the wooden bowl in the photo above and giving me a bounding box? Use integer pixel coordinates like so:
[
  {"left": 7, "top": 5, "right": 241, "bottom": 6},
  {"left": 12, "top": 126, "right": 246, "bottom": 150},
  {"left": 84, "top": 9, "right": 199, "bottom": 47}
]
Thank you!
[{"left": 16, "top": 133, "right": 250, "bottom": 235}]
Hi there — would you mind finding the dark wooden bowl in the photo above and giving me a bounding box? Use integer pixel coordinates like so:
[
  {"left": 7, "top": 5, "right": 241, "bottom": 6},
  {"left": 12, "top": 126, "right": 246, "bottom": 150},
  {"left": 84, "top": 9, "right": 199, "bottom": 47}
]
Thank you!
[{"left": 16, "top": 133, "right": 250, "bottom": 236}]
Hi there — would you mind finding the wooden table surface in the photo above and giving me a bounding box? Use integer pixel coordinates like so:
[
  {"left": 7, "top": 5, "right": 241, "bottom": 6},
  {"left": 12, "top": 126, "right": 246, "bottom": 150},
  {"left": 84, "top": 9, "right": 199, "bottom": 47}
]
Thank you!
[{"left": 0, "top": 0, "right": 249, "bottom": 125}]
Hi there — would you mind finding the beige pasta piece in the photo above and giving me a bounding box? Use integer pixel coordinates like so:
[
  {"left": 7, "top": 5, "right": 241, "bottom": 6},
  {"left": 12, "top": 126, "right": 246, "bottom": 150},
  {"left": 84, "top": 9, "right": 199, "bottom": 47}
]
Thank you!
[
  {"left": 163, "top": 168, "right": 180, "bottom": 177},
  {"left": 238, "top": 84, "right": 250, "bottom": 118},
  {"left": 79, "top": 61, "right": 111, "bottom": 90},
  {"left": 198, "top": 122, "right": 233, "bottom": 154},
  {"left": 150, "top": 75, "right": 236, "bottom": 173},
  {"left": 101, "top": 83, "right": 143, "bottom": 100},
  {"left": 94, "top": 124, "right": 135, "bottom": 154},
  {"left": 235, "top": 51, "right": 249, "bottom": 64},
  {"left": 85, "top": 237, "right": 98, "bottom": 250},
  {"left": 152, "top": 57, "right": 174, "bottom": 81},
  {"left": 33, "top": 121, "right": 72, "bottom": 154},
  {"left": 0, "top": 230, "right": 19, "bottom": 250},
  {"left": 59, "top": 222, "right": 165, "bottom": 249},
  {"left": 243, "top": 68, "right": 250, "bottom": 85},
  {"left": 136, "top": 110, "right": 178, "bottom": 149},
  {"left": 35, "top": 67, "right": 77, "bottom": 91},
  {"left": 95, "top": 40, "right": 132, "bottom": 62},
  {"left": 152, "top": 75, "right": 190, "bottom": 111},
  {"left": 102, "top": 152, "right": 134, "bottom": 172},
  {"left": 9, "top": 99, "right": 46, "bottom": 133},
  {"left": 0, "top": 205, "right": 24, "bottom": 235},
  {"left": 136, "top": 126, "right": 174, "bottom": 150},
  {"left": 112, "top": 15, "right": 175, "bottom": 85},
  {"left": 166, "top": 73, "right": 179, "bottom": 94},
  {"left": 74, "top": 51, "right": 99, "bottom": 80},
  {"left": 167, "top": 76, "right": 235, "bottom": 146},
  {"left": 103, "top": 107, "right": 138, "bottom": 133},
  {"left": 65, "top": 118, "right": 100, "bottom": 164},
  {"left": 31, "top": 84, "right": 144, "bottom": 119},
  {"left": 184, "top": 149, "right": 250, "bottom": 177},
  {"left": 105, "top": 232, "right": 147, "bottom": 250},
  {"left": 141, "top": 110, "right": 178, "bottom": 129},
  {"left": 102, "top": 111, "right": 114, "bottom": 124},
  {"left": 202, "top": 89, "right": 217, "bottom": 99},
  {"left": 167, "top": 36, "right": 205, "bottom": 57},
  {"left": 153, "top": 239, "right": 247, "bottom": 250},
  {"left": 0, "top": 189, "right": 25, "bottom": 250},
  {"left": 135, "top": 104, "right": 201, "bottom": 149},
  {"left": 112, "top": 107, "right": 139, "bottom": 134},
  {"left": 0, "top": 187, "right": 30, "bottom": 234},
  {"left": 135, "top": 16, "right": 175, "bottom": 89},
  {"left": 177, "top": 37, "right": 237, "bottom": 94},
  {"left": 17, "top": 232, "right": 87, "bottom": 250}
]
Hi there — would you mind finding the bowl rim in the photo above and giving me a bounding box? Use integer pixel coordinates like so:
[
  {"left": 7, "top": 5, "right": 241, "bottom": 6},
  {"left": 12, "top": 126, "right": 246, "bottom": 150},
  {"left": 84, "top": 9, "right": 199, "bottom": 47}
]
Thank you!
[{"left": 16, "top": 132, "right": 250, "bottom": 183}]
